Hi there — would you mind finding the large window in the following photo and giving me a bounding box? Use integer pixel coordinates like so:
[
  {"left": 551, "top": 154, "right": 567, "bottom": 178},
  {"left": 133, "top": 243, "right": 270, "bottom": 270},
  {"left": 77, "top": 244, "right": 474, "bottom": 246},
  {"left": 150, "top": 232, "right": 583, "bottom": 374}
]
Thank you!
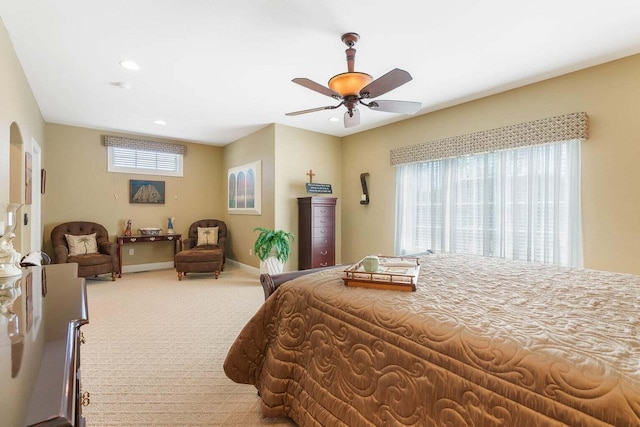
[{"left": 395, "top": 140, "right": 582, "bottom": 267}]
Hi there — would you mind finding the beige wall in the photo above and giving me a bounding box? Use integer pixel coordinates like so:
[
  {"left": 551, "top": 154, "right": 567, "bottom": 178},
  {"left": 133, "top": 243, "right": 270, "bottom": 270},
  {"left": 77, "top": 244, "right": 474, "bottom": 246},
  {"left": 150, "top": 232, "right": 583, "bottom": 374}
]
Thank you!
[
  {"left": 274, "top": 124, "right": 342, "bottom": 271},
  {"left": 222, "top": 124, "right": 276, "bottom": 268},
  {"left": 43, "top": 123, "right": 224, "bottom": 266},
  {"left": 6, "top": 12, "right": 640, "bottom": 276},
  {"left": 341, "top": 53, "right": 640, "bottom": 275},
  {"left": 0, "top": 18, "right": 45, "bottom": 255},
  {"left": 221, "top": 124, "right": 342, "bottom": 272}
]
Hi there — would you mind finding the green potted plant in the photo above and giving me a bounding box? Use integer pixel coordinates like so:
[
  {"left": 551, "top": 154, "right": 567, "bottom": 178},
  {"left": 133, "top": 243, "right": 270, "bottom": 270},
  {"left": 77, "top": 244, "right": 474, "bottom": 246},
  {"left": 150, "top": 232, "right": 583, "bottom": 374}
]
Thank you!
[{"left": 253, "top": 227, "right": 294, "bottom": 274}]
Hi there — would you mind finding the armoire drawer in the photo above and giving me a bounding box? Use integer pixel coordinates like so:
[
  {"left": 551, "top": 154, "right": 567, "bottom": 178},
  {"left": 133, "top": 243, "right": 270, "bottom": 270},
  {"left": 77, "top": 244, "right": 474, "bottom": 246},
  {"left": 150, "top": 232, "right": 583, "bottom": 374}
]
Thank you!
[
  {"left": 312, "top": 226, "right": 333, "bottom": 239},
  {"left": 313, "top": 235, "right": 334, "bottom": 248},
  {"left": 313, "top": 205, "right": 334, "bottom": 217},
  {"left": 313, "top": 248, "right": 335, "bottom": 268},
  {"left": 313, "top": 215, "right": 333, "bottom": 227}
]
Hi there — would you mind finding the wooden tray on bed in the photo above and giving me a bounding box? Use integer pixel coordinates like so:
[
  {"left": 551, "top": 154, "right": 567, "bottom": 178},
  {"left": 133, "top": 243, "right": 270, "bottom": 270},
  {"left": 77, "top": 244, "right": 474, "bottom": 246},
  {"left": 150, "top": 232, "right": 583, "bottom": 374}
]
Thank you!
[{"left": 343, "top": 256, "right": 421, "bottom": 292}]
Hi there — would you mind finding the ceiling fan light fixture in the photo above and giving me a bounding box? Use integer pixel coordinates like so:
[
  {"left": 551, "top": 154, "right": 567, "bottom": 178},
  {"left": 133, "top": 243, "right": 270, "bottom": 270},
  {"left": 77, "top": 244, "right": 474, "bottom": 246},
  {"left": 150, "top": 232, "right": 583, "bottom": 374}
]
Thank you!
[{"left": 328, "top": 72, "right": 372, "bottom": 97}]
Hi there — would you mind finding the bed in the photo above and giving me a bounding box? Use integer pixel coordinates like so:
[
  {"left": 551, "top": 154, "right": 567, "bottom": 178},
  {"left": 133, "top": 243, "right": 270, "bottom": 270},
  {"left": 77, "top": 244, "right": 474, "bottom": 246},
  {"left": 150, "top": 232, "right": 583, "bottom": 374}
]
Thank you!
[{"left": 223, "top": 254, "right": 640, "bottom": 426}]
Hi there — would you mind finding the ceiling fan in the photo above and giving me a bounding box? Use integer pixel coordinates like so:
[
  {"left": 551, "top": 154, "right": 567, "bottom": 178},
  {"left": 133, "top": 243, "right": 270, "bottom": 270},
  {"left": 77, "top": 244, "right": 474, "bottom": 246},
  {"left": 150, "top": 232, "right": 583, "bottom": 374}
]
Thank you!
[{"left": 286, "top": 32, "right": 421, "bottom": 128}]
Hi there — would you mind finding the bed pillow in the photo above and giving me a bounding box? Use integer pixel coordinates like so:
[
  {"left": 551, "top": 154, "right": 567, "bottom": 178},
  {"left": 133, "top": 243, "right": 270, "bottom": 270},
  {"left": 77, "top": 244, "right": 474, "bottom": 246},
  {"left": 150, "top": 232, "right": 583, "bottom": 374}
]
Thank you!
[
  {"left": 65, "top": 233, "right": 98, "bottom": 256},
  {"left": 197, "top": 226, "right": 219, "bottom": 246}
]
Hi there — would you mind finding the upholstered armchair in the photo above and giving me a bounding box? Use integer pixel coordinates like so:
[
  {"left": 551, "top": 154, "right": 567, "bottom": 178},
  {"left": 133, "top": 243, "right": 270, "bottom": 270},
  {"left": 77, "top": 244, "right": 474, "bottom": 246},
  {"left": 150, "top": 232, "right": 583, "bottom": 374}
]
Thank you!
[
  {"left": 175, "top": 219, "right": 227, "bottom": 280},
  {"left": 50, "top": 221, "right": 118, "bottom": 280}
]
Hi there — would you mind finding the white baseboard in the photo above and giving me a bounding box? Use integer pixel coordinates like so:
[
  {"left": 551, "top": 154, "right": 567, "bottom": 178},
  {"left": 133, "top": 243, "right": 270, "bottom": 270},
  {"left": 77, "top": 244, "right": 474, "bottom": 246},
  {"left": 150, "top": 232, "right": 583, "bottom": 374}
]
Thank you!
[
  {"left": 226, "top": 259, "right": 260, "bottom": 276},
  {"left": 122, "top": 261, "right": 174, "bottom": 274}
]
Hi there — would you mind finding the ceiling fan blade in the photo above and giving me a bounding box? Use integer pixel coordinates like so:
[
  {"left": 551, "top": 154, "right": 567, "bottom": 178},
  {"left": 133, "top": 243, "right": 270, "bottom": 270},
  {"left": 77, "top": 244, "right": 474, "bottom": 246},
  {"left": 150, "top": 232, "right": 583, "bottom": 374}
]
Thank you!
[
  {"left": 292, "top": 78, "right": 341, "bottom": 99},
  {"left": 359, "top": 68, "right": 412, "bottom": 99},
  {"left": 285, "top": 104, "right": 341, "bottom": 116},
  {"left": 344, "top": 109, "right": 360, "bottom": 128},
  {"left": 367, "top": 100, "right": 422, "bottom": 115}
]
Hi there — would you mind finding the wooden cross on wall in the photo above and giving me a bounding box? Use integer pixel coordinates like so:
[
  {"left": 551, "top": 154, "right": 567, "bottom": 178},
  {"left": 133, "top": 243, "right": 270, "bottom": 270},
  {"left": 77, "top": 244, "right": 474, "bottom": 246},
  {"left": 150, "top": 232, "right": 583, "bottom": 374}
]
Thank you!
[{"left": 306, "top": 169, "right": 316, "bottom": 183}]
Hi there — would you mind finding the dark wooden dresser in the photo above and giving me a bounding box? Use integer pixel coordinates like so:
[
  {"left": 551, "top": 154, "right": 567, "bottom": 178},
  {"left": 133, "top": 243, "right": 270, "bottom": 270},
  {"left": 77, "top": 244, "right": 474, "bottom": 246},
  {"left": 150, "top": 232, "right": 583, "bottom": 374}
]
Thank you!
[
  {"left": 0, "top": 263, "right": 88, "bottom": 426},
  {"left": 298, "top": 197, "right": 337, "bottom": 270}
]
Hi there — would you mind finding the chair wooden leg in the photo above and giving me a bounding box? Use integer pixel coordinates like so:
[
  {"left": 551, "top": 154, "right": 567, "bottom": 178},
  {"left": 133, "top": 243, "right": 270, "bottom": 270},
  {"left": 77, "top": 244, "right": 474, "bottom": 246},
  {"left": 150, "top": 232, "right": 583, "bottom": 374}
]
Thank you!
[
  {"left": 178, "top": 271, "right": 183, "bottom": 281},
  {"left": 111, "top": 272, "right": 116, "bottom": 281},
  {"left": 215, "top": 271, "right": 220, "bottom": 279}
]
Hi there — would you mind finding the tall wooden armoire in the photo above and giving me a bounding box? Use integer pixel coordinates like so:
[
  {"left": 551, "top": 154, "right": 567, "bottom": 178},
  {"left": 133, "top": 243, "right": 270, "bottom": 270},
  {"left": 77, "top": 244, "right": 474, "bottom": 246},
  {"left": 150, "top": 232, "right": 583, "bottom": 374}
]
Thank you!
[{"left": 297, "top": 197, "right": 336, "bottom": 270}]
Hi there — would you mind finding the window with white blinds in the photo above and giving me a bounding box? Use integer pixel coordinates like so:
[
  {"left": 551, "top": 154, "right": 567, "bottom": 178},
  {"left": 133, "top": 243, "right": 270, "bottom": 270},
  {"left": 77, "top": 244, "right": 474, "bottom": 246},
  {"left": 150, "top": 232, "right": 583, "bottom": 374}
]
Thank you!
[
  {"left": 107, "top": 146, "right": 183, "bottom": 177},
  {"left": 395, "top": 140, "right": 583, "bottom": 267}
]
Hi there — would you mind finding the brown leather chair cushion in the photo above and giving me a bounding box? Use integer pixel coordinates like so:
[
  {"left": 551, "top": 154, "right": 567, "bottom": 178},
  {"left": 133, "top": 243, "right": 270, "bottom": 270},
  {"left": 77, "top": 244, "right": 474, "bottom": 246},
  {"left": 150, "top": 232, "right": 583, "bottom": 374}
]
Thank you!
[
  {"left": 175, "top": 248, "right": 222, "bottom": 263},
  {"left": 68, "top": 253, "right": 113, "bottom": 267}
]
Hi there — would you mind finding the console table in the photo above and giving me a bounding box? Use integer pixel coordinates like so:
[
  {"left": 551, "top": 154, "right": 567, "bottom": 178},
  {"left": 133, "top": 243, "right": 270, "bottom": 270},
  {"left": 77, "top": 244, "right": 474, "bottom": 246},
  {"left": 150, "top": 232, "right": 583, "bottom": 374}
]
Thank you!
[
  {"left": 1, "top": 263, "right": 89, "bottom": 426},
  {"left": 117, "top": 234, "right": 182, "bottom": 277}
]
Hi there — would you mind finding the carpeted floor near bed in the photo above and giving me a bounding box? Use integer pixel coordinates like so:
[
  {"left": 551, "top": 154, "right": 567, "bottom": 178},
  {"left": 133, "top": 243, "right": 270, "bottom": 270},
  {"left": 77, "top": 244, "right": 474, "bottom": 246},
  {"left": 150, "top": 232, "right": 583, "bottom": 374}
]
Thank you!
[{"left": 81, "top": 264, "right": 295, "bottom": 426}]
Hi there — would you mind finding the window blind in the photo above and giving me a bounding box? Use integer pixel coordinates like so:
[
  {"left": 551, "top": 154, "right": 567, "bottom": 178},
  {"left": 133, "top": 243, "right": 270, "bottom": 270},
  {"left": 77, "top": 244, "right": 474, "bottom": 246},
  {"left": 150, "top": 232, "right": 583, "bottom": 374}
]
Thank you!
[{"left": 110, "top": 147, "right": 180, "bottom": 172}]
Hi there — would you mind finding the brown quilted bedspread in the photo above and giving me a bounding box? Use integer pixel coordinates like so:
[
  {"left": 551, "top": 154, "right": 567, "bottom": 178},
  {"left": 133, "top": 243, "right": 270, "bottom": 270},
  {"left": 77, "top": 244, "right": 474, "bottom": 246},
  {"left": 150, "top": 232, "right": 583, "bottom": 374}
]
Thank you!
[{"left": 224, "top": 254, "right": 640, "bottom": 426}]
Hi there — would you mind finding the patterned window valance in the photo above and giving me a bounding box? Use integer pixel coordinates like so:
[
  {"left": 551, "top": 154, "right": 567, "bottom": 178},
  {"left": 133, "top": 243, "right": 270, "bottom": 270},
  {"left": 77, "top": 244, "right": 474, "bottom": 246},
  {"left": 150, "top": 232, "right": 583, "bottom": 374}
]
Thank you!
[
  {"left": 390, "top": 112, "right": 588, "bottom": 166},
  {"left": 103, "top": 135, "right": 187, "bottom": 155}
]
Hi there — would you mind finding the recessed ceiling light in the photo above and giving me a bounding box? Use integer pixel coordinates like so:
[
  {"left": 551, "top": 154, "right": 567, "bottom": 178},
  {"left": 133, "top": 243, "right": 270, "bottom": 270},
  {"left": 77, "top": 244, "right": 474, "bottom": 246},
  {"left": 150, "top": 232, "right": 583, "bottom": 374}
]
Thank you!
[
  {"left": 119, "top": 60, "right": 140, "bottom": 71},
  {"left": 110, "top": 81, "right": 131, "bottom": 90},
  {"left": 154, "top": 120, "right": 166, "bottom": 125},
  {"left": 329, "top": 117, "right": 339, "bottom": 122}
]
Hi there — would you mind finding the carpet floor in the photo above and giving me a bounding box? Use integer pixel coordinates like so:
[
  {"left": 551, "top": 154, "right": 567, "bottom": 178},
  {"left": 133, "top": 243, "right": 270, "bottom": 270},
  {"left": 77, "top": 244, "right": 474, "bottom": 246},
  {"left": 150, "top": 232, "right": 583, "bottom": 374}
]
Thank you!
[{"left": 81, "top": 265, "right": 296, "bottom": 426}]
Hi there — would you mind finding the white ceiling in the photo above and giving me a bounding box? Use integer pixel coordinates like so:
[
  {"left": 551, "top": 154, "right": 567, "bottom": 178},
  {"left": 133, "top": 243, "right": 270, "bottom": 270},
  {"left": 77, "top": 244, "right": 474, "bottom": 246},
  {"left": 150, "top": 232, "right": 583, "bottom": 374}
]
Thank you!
[{"left": 2, "top": 0, "right": 640, "bottom": 146}]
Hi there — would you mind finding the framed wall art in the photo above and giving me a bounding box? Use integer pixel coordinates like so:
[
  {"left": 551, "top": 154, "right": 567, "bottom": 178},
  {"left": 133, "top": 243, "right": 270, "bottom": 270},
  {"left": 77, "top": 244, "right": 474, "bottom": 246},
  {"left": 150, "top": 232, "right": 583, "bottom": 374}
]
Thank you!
[
  {"left": 129, "top": 179, "right": 165, "bottom": 204},
  {"left": 228, "top": 160, "right": 261, "bottom": 215}
]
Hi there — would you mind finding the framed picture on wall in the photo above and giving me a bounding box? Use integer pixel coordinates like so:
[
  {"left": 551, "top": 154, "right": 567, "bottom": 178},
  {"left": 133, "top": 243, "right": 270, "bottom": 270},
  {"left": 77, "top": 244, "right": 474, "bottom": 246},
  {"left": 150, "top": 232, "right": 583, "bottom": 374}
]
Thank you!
[
  {"left": 129, "top": 180, "right": 165, "bottom": 204},
  {"left": 228, "top": 160, "right": 261, "bottom": 215}
]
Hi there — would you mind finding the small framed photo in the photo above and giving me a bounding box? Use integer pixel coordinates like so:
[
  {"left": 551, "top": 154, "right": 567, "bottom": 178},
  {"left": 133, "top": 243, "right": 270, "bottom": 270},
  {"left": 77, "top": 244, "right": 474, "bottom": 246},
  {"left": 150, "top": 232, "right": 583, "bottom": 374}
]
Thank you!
[{"left": 129, "top": 180, "right": 165, "bottom": 204}]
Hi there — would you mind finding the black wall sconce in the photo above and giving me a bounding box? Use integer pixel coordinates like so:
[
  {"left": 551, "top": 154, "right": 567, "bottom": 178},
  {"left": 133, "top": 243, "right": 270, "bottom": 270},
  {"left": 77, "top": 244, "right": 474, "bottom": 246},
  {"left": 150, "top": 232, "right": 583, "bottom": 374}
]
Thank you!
[{"left": 360, "top": 173, "right": 370, "bottom": 205}]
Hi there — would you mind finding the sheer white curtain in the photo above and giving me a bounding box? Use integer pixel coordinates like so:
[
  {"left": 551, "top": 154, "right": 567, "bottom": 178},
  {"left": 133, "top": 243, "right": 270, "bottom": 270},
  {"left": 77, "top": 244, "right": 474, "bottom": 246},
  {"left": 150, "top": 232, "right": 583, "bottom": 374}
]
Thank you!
[{"left": 395, "top": 139, "right": 582, "bottom": 267}]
